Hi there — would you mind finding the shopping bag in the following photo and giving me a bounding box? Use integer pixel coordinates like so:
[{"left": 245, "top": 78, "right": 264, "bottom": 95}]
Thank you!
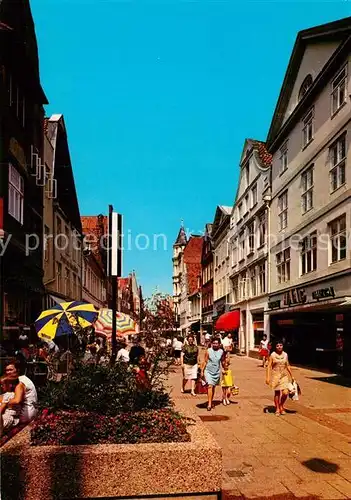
[{"left": 288, "top": 380, "right": 299, "bottom": 401}]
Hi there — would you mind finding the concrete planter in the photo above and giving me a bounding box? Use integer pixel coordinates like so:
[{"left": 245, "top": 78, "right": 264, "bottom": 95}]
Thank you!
[{"left": 1, "top": 405, "right": 222, "bottom": 500}]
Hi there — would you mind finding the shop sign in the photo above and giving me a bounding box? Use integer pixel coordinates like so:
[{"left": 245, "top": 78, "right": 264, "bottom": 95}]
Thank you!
[
  {"left": 9, "top": 138, "right": 26, "bottom": 168},
  {"left": 283, "top": 288, "right": 306, "bottom": 307},
  {"left": 312, "top": 287, "right": 335, "bottom": 301},
  {"left": 268, "top": 300, "right": 281, "bottom": 309}
]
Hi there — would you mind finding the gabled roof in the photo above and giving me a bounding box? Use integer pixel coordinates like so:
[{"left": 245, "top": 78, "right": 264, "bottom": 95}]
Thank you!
[
  {"left": 211, "top": 205, "right": 232, "bottom": 240},
  {"left": 266, "top": 16, "right": 351, "bottom": 148},
  {"left": 46, "top": 114, "right": 82, "bottom": 232},
  {"left": 244, "top": 139, "right": 272, "bottom": 168},
  {"left": 183, "top": 236, "right": 204, "bottom": 295},
  {"left": 174, "top": 225, "right": 187, "bottom": 247}
]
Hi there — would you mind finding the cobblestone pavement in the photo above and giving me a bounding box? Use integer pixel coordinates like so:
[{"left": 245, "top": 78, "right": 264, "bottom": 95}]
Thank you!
[{"left": 168, "top": 353, "right": 351, "bottom": 500}]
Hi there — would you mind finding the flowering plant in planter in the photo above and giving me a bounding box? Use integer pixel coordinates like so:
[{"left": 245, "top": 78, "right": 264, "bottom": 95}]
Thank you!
[
  {"left": 33, "top": 356, "right": 191, "bottom": 446},
  {"left": 31, "top": 408, "right": 191, "bottom": 446}
]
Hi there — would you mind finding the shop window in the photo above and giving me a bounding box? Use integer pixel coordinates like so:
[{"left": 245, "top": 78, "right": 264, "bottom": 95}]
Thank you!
[
  {"left": 278, "top": 191, "right": 288, "bottom": 231},
  {"left": 330, "top": 134, "right": 346, "bottom": 192},
  {"left": 329, "top": 215, "right": 347, "bottom": 263},
  {"left": 276, "top": 248, "right": 290, "bottom": 283},
  {"left": 301, "top": 232, "right": 317, "bottom": 275},
  {"left": 331, "top": 65, "right": 347, "bottom": 115},
  {"left": 301, "top": 166, "right": 314, "bottom": 213},
  {"left": 8, "top": 164, "right": 24, "bottom": 224}
]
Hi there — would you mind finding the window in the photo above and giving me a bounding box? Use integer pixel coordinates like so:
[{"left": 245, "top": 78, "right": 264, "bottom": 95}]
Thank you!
[
  {"left": 250, "top": 266, "right": 257, "bottom": 297},
  {"left": 8, "top": 164, "right": 24, "bottom": 224},
  {"left": 301, "top": 232, "right": 317, "bottom": 275},
  {"left": 332, "top": 66, "right": 347, "bottom": 115},
  {"left": 302, "top": 107, "right": 314, "bottom": 147},
  {"left": 276, "top": 248, "right": 290, "bottom": 283},
  {"left": 245, "top": 163, "right": 250, "bottom": 187},
  {"left": 65, "top": 268, "right": 70, "bottom": 296},
  {"left": 215, "top": 254, "right": 219, "bottom": 267},
  {"left": 279, "top": 141, "right": 288, "bottom": 174},
  {"left": 239, "top": 231, "right": 245, "bottom": 261},
  {"left": 258, "top": 212, "right": 266, "bottom": 247},
  {"left": 258, "top": 262, "right": 266, "bottom": 294},
  {"left": 278, "top": 191, "right": 288, "bottom": 231},
  {"left": 239, "top": 274, "right": 246, "bottom": 300},
  {"left": 57, "top": 262, "right": 62, "bottom": 292},
  {"left": 329, "top": 215, "right": 347, "bottom": 263},
  {"left": 244, "top": 195, "right": 249, "bottom": 214},
  {"left": 231, "top": 239, "right": 237, "bottom": 267},
  {"left": 238, "top": 203, "right": 242, "bottom": 221},
  {"left": 252, "top": 184, "right": 257, "bottom": 206},
  {"left": 44, "top": 225, "right": 50, "bottom": 262},
  {"left": 232, "top": 276, "right": 239, "bottom": 303},
  {"left": 298, "top": 74, "right": 313, "bottom": 101},
  {"left": 330, "top": 135, "right": 346, "bottom": 192},
  {"left": 248, "top": 222, "right": 255, "bottom": 254},
  {"left": 301, "top": 166, "right": 314, "bottom": 213},
  {"left": 57, "top": 216, "right": 62, "bottom": 235}
]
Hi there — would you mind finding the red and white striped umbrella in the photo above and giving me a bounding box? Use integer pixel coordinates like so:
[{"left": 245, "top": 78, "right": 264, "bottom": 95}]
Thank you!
[{"left": 95, "top": 308, "right": 137, "bottom": 339}]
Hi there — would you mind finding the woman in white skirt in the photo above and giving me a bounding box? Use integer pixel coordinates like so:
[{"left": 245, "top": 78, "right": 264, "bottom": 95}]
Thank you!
[{"left": 181, "top": 334, "right": 199, "bottom": 396}]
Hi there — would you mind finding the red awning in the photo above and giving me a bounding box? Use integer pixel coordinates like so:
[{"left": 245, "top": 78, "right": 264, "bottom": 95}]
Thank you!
[{"left": 215, "top": 310, "right": 240, "bottom": 332}]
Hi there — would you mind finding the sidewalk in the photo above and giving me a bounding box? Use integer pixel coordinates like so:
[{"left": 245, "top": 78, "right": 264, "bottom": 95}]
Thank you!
[{"left": 169, "top": 354, "right": 351, "bottom": 500}]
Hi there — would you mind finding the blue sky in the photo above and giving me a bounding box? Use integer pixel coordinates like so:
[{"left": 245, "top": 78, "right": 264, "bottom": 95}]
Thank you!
[{"left": 31, "top": 0, "right": 350, "bottom": 297}]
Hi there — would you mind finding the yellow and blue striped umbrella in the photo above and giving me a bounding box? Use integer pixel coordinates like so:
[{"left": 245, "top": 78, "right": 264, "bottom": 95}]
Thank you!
[
  {"left": 95, "top": 308, "right": 137, "bottom": 339},
  {"left": 35, "top": 301, "right": 98, "bottom": 342}
]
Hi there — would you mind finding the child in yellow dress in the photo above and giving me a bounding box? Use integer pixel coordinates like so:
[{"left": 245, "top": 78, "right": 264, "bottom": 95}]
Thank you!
[{"left": 221, "top": 356, "right": 233, "bottom": 405}]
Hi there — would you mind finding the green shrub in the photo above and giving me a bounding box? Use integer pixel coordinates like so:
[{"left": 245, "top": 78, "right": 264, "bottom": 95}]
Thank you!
[
  {"left": 37, "top": 362, "right": 171, "bottom": 416},
  {"left": 31, "top": 409, "right": 191, "bottom": 446}
]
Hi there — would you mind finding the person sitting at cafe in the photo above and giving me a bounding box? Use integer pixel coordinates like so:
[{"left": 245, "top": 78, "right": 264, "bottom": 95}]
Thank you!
[
  {"left": 3, "top": 360, "right": 38, "bottom": 425},
  {"left": 0, "top": 376, "right": 21, "bottom": 436}
]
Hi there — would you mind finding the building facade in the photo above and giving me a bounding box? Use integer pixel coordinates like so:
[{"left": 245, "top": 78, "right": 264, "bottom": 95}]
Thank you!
[
  {"left": 43, "top": 115, "right": 83, "bottom": 309},
  {"left": 178, "top": 235, "right": 203, "bottom": 337},
  {"left": 117, "top": 272, "right": 141, "bottom": 320},
  {"left": 212, "top": 206, "right": 232, "bottom": 323},
  {"left": 172, "top": 225, "right": 187, "bottom": 328},
  {"left": 81, "top": 215, "right": 109, "bottom": 309},
  {"left": 228, "top": 140, "right": 272, "bottom": 355},
  {"left": 0, "top": 0, "right": 48, "bottom": 334},
  {"left": 265, "top": 18, "right": 351, "bottom": 372},
  {"left": 201, "top": 223, "right": 213, "bottom": 335}
]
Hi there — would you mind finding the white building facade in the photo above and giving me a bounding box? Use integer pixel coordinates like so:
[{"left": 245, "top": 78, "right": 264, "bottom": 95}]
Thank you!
[
  {"left": 228, "top": 140, "right": 272, "bottom": 355},
  {"left": 212, "top": 206, "right": 232, "bottom": 322},
  {"left": 266, "top": 18, "right": 351, "bottom": 372}
]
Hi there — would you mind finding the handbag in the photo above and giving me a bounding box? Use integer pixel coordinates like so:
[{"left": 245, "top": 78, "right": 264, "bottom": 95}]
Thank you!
[{"left": 231, "top": 385, "right": 239, "bottom": 396}]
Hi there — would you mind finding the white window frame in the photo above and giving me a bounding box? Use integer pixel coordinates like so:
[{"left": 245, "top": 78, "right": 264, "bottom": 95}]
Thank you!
[
  {"left": 8, "top": 163, "right": 24, "bottom": 224},
  {"left": 330, "top": 134, "right": 346, "bottom": 192},
  {"left": 301, "top": 166, "right": 314, "bottom": 214},
  {"left": 331, "top": 65, "right": 347, "bottom": 116},
  {"left": 300, "top": 232, "right": 317, "bottom": 275},
  {"left": 248, "top": 222, "right": 255, "bottom": 254},
  {"left": 239, "top": 231, "right": 245, "bottom": 261},
  {"left": 279, "top": 141, "right": 288, "bottom": 174},
  {"left": 251, "top": 184, "right": 257, "bottom": 207},
  {"left": 258, "top": 262, "right": 266, "bottom": 294},
  {"left": 329, "top": 215, "right": 347, "bottom": 264},
  {"left": 258, "top": 212, "right": 266, "bottom": 247},
  {"left": 302, "top": 107, "right": 314, "bottom": 148},
  {"left": 278, "top": 190, "right": 288, "bottom": 231},
  {"left": 250, "top": 266, "right": 257, "bottom": 297},
  {"left": 276, "top": 248, "right": 290, "bottom": 284}
]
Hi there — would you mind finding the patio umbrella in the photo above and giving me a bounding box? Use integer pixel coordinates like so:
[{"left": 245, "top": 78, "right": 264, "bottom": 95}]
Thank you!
[
  {"left": 35, "top": 301, "right": 98, "bottom": 342},
  {"left": 95, "top": 308, "right": 137, "bottom": 339}
]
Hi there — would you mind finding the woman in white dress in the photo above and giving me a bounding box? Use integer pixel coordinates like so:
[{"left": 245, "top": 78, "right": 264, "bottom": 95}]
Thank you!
[
  {"left": 4, "top": 360, "right": 38, "bottom": 423},
  {"left": 266, "top": 341, "right": 293, "bottom": 416}
]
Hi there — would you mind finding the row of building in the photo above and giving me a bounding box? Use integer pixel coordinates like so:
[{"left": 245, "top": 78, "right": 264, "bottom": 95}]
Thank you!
[
  {"left": 0, "top": 0, "right": 141, "bottom": 337},
  {"left": 172, "top": 16, "right": 351, "bottom": 372}
]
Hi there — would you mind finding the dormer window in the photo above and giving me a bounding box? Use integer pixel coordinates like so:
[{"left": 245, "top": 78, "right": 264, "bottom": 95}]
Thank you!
[{"left": 298, "top": 74, "right": 313, "bottom": 102}]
